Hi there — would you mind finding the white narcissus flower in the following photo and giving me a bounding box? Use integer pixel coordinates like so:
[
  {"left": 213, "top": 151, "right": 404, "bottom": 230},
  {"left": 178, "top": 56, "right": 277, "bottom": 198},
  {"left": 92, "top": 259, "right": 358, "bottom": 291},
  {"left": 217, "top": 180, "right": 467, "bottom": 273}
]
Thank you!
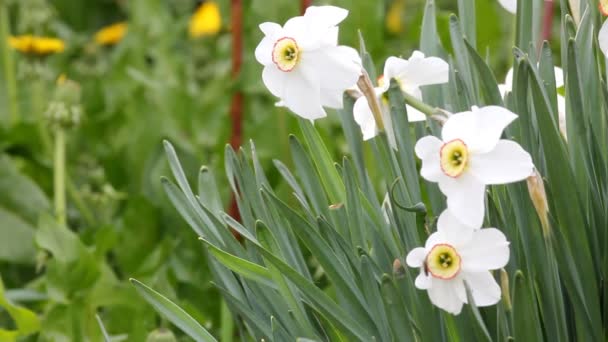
[
  {"left": 406, "top": 210, "right": 510, "bottom": 315},
  {"left": 255, "top": 6, "right": 362, "bottom": 120},
  {"left": 499, "top": 67, "right": 567, "bottom": 138},
  {"left": 353, "top": 52, "right": 449, "bottom": 148},
  {"left": 497, "top": 0, "right": 516, "bottom": 14},
  {"left": 415, "top": 106, "right": 534, "bottom": 227}
]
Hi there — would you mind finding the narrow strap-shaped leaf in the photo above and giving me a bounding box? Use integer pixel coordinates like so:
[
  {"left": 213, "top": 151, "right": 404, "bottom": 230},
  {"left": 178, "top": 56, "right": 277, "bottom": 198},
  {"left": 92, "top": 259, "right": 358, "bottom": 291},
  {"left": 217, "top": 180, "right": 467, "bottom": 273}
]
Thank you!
[{"left": 130, "top": 279, "right": 217, "bottom": 342}]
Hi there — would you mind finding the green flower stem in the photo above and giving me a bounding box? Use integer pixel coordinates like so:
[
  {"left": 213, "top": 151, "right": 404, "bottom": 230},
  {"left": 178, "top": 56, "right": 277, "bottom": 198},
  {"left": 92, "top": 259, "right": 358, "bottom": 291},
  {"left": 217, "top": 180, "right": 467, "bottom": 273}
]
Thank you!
[
  {"left": 401, "top": 90, "right": 440, "bottom": 118},
  {"left": 0, "top": 1, "right": 20, "bottom": 125},
  {"left": 32, "top": 78, "right": 52, "bottom": 151},
  {"left": 54, "top": 127, "right": 67, "bottom": 225}
]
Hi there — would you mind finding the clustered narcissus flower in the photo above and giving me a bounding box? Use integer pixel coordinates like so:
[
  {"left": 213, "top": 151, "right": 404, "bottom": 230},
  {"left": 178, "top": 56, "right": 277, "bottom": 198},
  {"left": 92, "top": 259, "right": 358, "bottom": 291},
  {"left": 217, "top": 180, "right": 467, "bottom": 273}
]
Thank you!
[
  {"left": 353, "top": 52, "right": 449, "bottom": 149},
  {"left": 415, "top": 106, "right": 534, "bottom": 227},
  {"left": 255, "top": 6, "right": 362, "bottom": 120},
  {"left": 8, "top": 35, "right": 65, "bottom": 55},
  {"left": 406, "top": 211, "right": 510, "bottom": 314},
  {"left": 254, "top": 5, "right": 535, "bottom": 316}
]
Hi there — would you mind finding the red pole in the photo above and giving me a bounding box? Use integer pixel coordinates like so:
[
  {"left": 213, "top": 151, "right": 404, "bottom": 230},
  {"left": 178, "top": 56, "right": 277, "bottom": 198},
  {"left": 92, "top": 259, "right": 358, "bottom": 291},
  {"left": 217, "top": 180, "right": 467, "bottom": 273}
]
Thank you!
[
  {"left": 228, "top": 0, "right": 243, "bottom": 236},
  {"left": 301, "top": 0, "right": 312, "bottom": 14}
]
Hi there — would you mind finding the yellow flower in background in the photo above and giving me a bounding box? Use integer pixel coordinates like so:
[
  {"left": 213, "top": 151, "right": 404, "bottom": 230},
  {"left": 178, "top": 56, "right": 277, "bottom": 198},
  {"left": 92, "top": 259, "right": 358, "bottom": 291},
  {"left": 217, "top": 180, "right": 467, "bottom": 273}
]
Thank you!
[
  {"left": 189, "top": 1, "right": 221, "bottom": 38},
  {"left": 8, "top": 35, "right": 65, "bottom": 55},
  {"left": 386, "top": 0, "right": 405, "bottom": 34},
  {"left": 95, "top": 22, "right": 127, "bottom": 46}
]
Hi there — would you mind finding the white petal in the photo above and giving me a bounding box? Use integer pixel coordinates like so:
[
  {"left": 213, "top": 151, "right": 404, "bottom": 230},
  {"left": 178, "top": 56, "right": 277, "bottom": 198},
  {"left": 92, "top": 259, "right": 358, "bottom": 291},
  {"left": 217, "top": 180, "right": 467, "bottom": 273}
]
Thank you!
[
  {"left": 554, "top": 67, "right": 564, "bottom": 88},
  {"left": 262, "top": 66, "right": 287, "bottom": 98},
  {"left": 504, "top": 68, "right": 514, "bottom": 91},
  {"left": 600, "top": 20, "right": 608, "bottom": 58},
  {"left": 557, "top": 94, "right": 567, "bottom": 138},
  {"left": 415, "top": 271, "right": 432, "bottom": 289},
  {"left": 463, "top": 271, "right": 502, "bottom": 306},
  {"left": 281, "top": 69, "right": 326, "bottom": 120},
  {"left": 306, "top": 46, "right": 362, "bottom": 109},
  {"left": 427, "top": 278, "right": 465, "bottom": 315},
  {"left": 437, "top": 210, "right": 476, "bottom": 246},
  {"left": 470, "top": 140, "right": 534, "bottom": 185},
  {"left": 415, "top": 135, "right": 443, "bottom": 182},
  {"left": 460, "top": 228, "right": 510, "bottom": 272},
  {"left": 406, "top": 105, "right": 428, "bottom": 122},
  {"left": 400, "top": 52, "right": 450, "bottom": 88},
  {"left": 498, "top": 0, "right": 517, "bottom": 14},
  {"left": 283, "top": 16, "right": 312, "bottom": 49},
  {"left": 498, "top": 84, "right": 509, "bottom": 98},
  {"left": 403, "top": 87, "right": 427, "bottom": 122},
  {"left": 353, "top": 96, "right": 379, "bottom": 140},
  {"left": 424, "top": 231, "right": 447, "bottom": 251},
  {"left": 383, "top": 53, "right": 449, "bottom": 90},
  {"left": 255, "top": 36, "right": 276, "bottom": 65},
  {"left": 382, "top": 56, "right": 409, "bottom": 91},
  {"left": 303, "top": 6, "right": 348, "bottom": 27},
  {"left": 259, "top": 22, "right": 283, "bottom": 37},
  {"left": 438, "top": 173, "right": 486, "bottom": 228},
  {"left": 406, "top": 247, "right": 427, "bottom": 268},
  {"left": 441, "top": 106, "right": 518, "bottom": 154}
]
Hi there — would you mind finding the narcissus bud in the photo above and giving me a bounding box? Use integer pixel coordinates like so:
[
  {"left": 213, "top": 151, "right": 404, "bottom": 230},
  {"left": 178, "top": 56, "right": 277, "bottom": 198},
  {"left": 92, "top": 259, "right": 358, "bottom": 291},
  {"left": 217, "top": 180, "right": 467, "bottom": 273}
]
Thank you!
[
  {"left": 526, "top": 169, "right": 550, "bottom": 237},
  {"left": 392, "top": 258, "right": 405, "bottom": 278},
  {"left": 500, "top": 269, "right": 512, "bottom": 312}
]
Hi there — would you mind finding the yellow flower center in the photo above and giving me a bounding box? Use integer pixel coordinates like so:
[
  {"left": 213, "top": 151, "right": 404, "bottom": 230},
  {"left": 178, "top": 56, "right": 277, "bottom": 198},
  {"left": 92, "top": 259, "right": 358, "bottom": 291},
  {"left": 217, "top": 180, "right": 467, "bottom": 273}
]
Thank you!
[
  {"left": 272, "top": 37, "right": 300, "bottom": 72},
  {"left": 426, "top": 243, "right": 461, "bottom": 280},
  {"left": 440, "top": 139, "right": 469, "bottom": 178}
]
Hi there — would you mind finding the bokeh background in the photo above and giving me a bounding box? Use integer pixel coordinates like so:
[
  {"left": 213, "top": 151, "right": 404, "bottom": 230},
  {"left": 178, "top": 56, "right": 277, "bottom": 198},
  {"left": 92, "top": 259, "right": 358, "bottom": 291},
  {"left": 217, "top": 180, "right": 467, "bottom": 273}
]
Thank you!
[{"left": 0, "top": 0, "right": 551, "bottom": 339}]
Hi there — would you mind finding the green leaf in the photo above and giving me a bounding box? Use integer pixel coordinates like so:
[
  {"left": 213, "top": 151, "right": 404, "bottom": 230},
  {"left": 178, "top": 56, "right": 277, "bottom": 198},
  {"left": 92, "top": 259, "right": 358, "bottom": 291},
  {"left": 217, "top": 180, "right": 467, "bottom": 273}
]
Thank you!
[
  {"left": 199, "top": 237, "right": 276, "bottom": 290},
  {"left": 0, "top": 206, "right": 36, "bottom": 264},
  {"left": 0, "top": 276, "right": 40, "bottom": 339},
  {"left": 298, "top": 119, "right": 345, "bottom": 204},
  {"left": 0, "top": 155, "right": 50, "bottom": 225},
  {"left": 130, "top": 278, "right": 217, "bottom": 342}
]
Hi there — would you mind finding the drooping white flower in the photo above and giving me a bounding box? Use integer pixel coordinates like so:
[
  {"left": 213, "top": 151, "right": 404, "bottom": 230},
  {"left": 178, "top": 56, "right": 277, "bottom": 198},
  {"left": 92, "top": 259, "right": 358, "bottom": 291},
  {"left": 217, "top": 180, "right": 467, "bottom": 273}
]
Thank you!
[
  {"left": 415, "top": 106, "right": 534, "bottom": 227},
  {"left": 406, "top": 210, "right": 510, "bottom": 315},
  {"left": 497, "top": 0, "right": 516, "bottom": 14},
  {"left": 255, "top": 6, "right": 362, "bottom": 120},
  {"left": 353, "top": 52, "right": 449, "bottom": 148},
  {"left": 499, "top": 67, "right": 567, "bottom": 138}
]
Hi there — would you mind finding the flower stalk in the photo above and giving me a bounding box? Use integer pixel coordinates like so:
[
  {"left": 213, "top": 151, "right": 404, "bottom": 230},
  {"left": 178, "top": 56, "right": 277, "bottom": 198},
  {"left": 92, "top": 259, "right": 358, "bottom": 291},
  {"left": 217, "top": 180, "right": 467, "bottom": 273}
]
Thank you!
[
  {"left": 401, "top": 90, "right": 440, "bottom": 119},
  {"left": 53, "top": 127, "right": 67, "bottom": 225},
  {"left": 357, "top": 70, "right": 385, "bottom": 131},
  {"left": 0, "top": 0, "right": 20, "bottom": 125}
]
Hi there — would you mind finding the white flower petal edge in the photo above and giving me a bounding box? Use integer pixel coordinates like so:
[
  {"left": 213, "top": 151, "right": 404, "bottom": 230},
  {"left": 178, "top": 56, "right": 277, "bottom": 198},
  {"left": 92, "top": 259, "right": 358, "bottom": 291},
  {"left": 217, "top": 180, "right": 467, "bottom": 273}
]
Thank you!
[
  {"left": 600, "top": 19, "right": 608, "bottom": 58},
  {"left": 353, "top": 51, "right": 449, "bottom": 149},
  {"left": 406, "top": 210, "right": 510, "bottom": 315},
  {"left": 255, "top": 6, "right": 362, "bottom": 120},
  {"left": 498, "top": 0, "right": 517, "bottom": 14},
  {"left": 415, "top": 106, "right": 534, "bottom": 227}
]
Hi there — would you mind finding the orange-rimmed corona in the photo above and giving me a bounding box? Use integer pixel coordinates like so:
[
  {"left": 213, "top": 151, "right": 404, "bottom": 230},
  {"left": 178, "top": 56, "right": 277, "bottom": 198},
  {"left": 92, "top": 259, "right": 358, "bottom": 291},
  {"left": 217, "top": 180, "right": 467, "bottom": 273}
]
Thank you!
[
  {"left": 272, "top": 37, "right": 300, "bottom": 72},
  {"left": 440, "top": 139, "right": 469, "bottom": 178},
  {"left": 426, "top": 243, "right": 462, "bottom": 280}
]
